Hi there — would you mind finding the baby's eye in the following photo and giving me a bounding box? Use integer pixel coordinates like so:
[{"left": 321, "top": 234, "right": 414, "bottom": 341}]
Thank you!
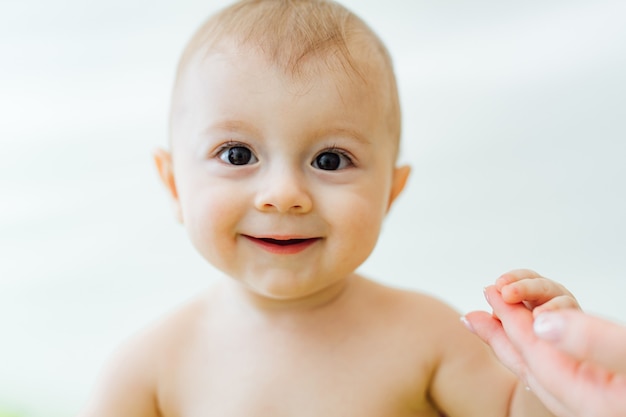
[
  {"left": 312, "top": 150, "right": 352, "bottom": 171},
  {"left": 218, "top": 145, "right": 258, "bottom": 166}
]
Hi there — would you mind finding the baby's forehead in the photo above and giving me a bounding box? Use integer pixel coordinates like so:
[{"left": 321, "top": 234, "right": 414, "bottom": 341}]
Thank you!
[
  {"left": 170, "top": 0, "right": 401, "bottom": 151},
  {"left": 180, "top": 29, "right": 392, "bottom": 89},
  {"left": 182, "top": 39, "right": 388, "bottom": 95},
  {"left": 172, "top": 41, "right": 400, "bottom": 150},
  {"left": 172, "top": 41, "right": 392, "bottom": 141}
]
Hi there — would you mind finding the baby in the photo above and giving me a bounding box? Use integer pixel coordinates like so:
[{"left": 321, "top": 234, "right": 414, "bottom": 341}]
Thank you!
[{"left": 79, "top": 1, "right": 579, "bottom": 416}]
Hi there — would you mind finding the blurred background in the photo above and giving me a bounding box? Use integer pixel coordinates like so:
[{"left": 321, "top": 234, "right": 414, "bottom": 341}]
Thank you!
[{"left": 1, "top": 0, "right": 625, "bottom": 415}]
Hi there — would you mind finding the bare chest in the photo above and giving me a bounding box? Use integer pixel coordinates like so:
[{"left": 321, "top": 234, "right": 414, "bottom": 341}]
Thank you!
[{"left": 157, "top": 324, "right": 440, "bottom": 417}]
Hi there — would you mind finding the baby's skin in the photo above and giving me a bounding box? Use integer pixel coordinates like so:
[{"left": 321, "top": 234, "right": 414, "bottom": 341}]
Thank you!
[
  {"left": 80, "top": 270, "right": 576, "bottom": 417},
  {"left": 77, "top": 1, "right": 579, "bottom": 414}
]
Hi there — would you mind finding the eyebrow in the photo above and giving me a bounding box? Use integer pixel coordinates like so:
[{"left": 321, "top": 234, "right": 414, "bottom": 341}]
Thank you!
[
  {"left": 198, "top": 120, "right": 371, "bottom": 146},
  {"left": 310, "top": 126, "right": 372, "bottom": 145},
  {"left": 199, "top": 120, "right": 260, "bottom": 136}
]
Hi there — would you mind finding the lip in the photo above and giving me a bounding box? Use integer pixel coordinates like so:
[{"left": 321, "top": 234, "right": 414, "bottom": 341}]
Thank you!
[{"left": 242, "top": 235, "right": 321, "bottom": 255}]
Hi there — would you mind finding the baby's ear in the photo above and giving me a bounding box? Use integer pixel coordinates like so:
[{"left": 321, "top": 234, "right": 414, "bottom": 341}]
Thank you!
[
  {"left": 387, "top": 165, "right": 411, "bottom": 212},
  {"left": 153, "top": 148, "right": 183, "bottom": 223}
]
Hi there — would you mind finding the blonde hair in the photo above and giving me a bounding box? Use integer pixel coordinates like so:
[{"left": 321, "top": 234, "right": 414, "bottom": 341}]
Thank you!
[{"left": 171, "top": 0, "right": 401, "bottom": 148}]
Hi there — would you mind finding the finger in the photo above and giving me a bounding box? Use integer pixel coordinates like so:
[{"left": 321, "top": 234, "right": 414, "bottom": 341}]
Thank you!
[
  {"left": 495, "top": 269, "right": 542, "bottom": 291},
  {"left": 490, "top": 289, "right": 626, "bottom": 413},
  {"left": 532, "top": 296, "right": 579, "bottom": 317},
  {"left": 476, "top": 289, "right": 624, "bottom": 417},
  {"left": 499, "top": 278, "right": 576, "bottom": 308},
  {"left": 484, "top": 285, "right": 537, "bottom": 348},
  {"left": 467, "top": 295, "right": 579, "bottom": 417},
  {"left": 462, "top": 310, "right": 527, "bottom": 379},
  {"left": 534, "top": 310, "right": 626, "bottom": 375}
]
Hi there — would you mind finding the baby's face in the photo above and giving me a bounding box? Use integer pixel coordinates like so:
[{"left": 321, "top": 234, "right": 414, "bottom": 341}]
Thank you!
[{"left": 165, "top": 45, "right": 408, "bottom": 302}]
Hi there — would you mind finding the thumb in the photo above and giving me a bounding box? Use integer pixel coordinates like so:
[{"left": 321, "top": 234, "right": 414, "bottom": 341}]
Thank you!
[{"left": 534, "top": 310, "right": 626, "bottom": 375}]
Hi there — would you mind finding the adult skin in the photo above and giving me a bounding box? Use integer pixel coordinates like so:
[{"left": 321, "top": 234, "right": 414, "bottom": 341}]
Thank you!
[{"left": 465, "top": 285, "right": 626, "bottom": 417}]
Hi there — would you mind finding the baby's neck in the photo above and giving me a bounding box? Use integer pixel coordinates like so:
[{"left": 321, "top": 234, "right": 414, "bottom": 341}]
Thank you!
[{"left": 217, "top": 274, "right": 357, "bottom": 317}]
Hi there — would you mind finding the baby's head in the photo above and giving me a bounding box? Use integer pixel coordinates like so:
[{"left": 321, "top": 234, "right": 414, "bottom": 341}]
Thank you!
[
  {"left": 169, "top": 0, "right": 401, "bottom": 155},
  {"left": 156, "top": 0, "right": 410, "bottom": 303}
]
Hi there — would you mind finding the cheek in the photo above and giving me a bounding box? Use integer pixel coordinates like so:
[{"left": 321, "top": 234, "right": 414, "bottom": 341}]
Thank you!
[
  {"left": 347, "top": 195, "right": 386, "bottom": 239},
  {"left": 335, "top": 205, "right": 383, "bottom": 274},
  {"left": 180, "top": 182, "right": 246, "bottom": 261},
  {"left": 324, "top": 185, "right": 389, "bottom": 262}
]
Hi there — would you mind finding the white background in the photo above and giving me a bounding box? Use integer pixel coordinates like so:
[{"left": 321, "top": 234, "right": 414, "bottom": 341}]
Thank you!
[{"left": 1, "top": 0, "right": 625, "bottom": 415}]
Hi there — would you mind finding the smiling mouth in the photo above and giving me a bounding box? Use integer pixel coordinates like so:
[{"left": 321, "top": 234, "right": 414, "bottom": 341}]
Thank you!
[
  {"left": 259, "top": 238, "right": 311, "bottom": 246},
  {"left": 243, "top": 235, "right": 320, "bottom": 254}
]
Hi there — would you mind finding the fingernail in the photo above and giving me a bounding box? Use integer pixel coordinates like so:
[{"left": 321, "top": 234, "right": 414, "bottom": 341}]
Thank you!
[
  {"left": 533, "top": 312, "right": 565, "bottom": 341},
  {"left": 483, "top": 287, "right": 490, "bottom": 303},
  {"left": 460, "top": 316, "right": 475, "bottom": 333}
]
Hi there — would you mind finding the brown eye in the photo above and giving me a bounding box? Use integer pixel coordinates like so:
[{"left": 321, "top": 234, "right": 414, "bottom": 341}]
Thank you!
[
  {"left": 218, "top": 146, "right": 258, "bottom": 165},
  {"left": 312, "top": 151, "right": 352, "bottom": 171}
]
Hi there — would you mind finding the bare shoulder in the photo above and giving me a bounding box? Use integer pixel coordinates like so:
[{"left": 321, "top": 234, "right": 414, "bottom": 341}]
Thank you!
[
  {"left": 348, "top": 277, "right": 468, "bottom": 369},
  {"left": 356, "top": 278, "right": 516, "bottom": 416},
  {"left": 78, "top": 289, "right": 214, "bottom": 417},
  {"left": 355, "top": 277, "right": 462, "bottom": 330}
]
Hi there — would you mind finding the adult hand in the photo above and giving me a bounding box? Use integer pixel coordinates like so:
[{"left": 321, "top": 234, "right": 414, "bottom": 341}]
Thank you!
[
  {"left": 464, "top": 286, "right": 626, "bottom": 417},
  {"left": 533, "top": 309, "right": 626, "bottom": 375}
]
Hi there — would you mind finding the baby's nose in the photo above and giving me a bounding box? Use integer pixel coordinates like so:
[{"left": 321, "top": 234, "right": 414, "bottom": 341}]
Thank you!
[{"left": 253, "top": 169, "right": 312, "bottom": 214}]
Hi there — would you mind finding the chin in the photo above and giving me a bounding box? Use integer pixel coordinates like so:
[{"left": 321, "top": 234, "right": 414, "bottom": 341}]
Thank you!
[
  {"left": 248, "top": 275, "right": 337, "bottom": 302},
  {"left": 254, "top": 284, "right": 319, "bottom": 301}
]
